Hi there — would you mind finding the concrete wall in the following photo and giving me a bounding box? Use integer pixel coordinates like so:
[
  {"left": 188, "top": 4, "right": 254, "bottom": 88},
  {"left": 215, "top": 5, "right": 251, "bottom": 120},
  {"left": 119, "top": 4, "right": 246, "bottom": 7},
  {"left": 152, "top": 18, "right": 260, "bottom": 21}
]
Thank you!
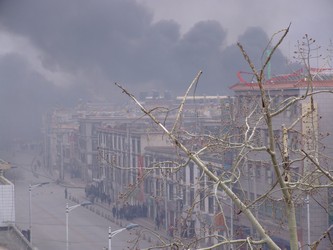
[{"left": 0, "top": 177, "right": 15, "bottom": 227}]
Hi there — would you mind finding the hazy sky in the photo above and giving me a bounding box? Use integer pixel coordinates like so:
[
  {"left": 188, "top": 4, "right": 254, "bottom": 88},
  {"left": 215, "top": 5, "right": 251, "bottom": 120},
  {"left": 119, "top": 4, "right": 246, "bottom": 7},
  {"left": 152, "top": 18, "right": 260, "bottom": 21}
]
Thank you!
[
  {"left": 139, "top": 0, "right": 333, "bottom": 51},
  {"left": 0, "top": 0, "right": 332, "bottom": 145}
]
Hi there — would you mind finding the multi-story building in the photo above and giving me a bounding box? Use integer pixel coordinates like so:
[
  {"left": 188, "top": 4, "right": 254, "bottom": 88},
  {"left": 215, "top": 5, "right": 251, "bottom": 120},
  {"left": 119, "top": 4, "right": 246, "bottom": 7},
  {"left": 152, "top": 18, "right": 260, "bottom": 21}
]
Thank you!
[
  {"left": 96, "top": 120, "right": 171, "bottom": 203},
  {"left": 0, "top": 160, "right": 37, "bottom": 249},
  {"left": 41, "top": 68, "right": 333, "bottom": 248},
  {"left": 0, "top": 159, "right": 14, "bottom": 227},
  {"left": 93, "top": 95, "right": 233, "bottom": 246},
  {"left": 42, "top": 108, "right": 79, "bottom": 180},
  {"left": 41, "top": 95, "right": 234, "bottom": 248},
  {"left": 144, "top": 146, "right": 230, "bottom": 247},
  {"left": 230, "top": 68, "right": 333, "bottom": 248},
  {"left": 43, "top": 103, "right": 127, "bottom": 182}
]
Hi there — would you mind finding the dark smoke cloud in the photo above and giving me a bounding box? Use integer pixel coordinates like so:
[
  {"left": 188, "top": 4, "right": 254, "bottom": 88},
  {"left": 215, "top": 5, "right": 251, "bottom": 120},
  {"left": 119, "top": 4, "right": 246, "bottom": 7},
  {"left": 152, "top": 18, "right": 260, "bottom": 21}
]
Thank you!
[
  {"left": 0, "top": 53, "right": 90, "bottom": 148},
  {"left": 173, "top": 20, "right": 227, "bottom": 94},
  {"left": 0, "top": 0, "right": 289, "bottom": 92},
  {"left": 0, "top": 0, "right": 291, "bottom": 145},
  {"left": 221, "top": 27, "right": 291, "bottom": 85},
  {"left": 0, "top": 53, "right": 52, "bottom": 146}
]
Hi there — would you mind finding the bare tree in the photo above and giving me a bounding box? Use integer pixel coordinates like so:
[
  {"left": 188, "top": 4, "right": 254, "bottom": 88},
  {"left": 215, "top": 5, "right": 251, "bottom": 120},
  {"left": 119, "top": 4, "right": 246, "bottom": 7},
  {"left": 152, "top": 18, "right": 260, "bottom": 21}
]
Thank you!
[{"left": 113, "top": 26, "right": 333, "bottom": 250}]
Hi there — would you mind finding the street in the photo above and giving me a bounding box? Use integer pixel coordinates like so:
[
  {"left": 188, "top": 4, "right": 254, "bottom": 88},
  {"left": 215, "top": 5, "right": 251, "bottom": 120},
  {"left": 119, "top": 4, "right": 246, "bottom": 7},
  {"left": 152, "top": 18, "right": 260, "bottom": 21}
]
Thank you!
[{"left": 4, "top": 150, "right": 150, "bottom": 250}]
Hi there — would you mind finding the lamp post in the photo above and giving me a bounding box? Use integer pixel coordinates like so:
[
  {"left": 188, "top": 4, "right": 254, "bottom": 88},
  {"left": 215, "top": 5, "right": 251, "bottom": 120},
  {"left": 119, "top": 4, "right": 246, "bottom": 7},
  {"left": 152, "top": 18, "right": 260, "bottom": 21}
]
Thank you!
[
  {"left": 306, "top": 194, "right": 311, "bottom": 250},
  {"left": 66, "top": 201, "right": 91, "bottom": 250},
  {"left": 29, "top": 182, "right": 49, "bottom": 244},
  {"left": 108, "top": 223, "right": 139, "bottom": 250}
]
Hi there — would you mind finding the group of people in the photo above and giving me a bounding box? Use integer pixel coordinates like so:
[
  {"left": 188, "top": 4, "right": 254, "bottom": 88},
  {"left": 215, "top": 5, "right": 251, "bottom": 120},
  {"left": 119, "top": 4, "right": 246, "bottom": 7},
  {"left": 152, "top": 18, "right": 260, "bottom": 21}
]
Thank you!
[
  {"left": 84, "top": 183, "right": 149, "bottom": 221},
  {"left": 112, "top": 203, "right": 148, "bottom": 220},
  {"left": 85, "top": 184, "right": 112, "bottom": 205},
  {"left": 83, "top": 183, "right": 196, "bottom": 238}
]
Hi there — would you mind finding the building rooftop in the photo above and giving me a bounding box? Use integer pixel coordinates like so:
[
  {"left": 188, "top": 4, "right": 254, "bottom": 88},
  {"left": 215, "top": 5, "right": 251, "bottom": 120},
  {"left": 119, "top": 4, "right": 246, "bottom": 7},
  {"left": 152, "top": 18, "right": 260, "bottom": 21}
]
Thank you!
[
  {"left": 230, "top": 79, "right": 333, "bottom": 91},
  {"left": 230, "top": 68, "right": 333, "bottom": 91},
  {"left": 0, "top": 225, "right": 33, "bottom": 250},
  {"left": 0, "top": 159, "right": 11, "bottom": 171}
]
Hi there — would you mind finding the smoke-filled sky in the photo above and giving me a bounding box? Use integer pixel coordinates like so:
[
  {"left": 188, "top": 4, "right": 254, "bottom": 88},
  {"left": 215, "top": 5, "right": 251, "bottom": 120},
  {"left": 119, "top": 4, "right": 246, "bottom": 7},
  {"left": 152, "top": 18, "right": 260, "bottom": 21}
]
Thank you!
[{"left": 0, "top": 0, "right": 332, "bottom": 145}]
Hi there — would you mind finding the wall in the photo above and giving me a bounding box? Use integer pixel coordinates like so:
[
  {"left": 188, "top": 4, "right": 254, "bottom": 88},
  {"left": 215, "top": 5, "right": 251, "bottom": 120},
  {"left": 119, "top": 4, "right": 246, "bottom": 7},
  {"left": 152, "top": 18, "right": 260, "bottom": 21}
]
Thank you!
[{"left": 0, "top": 177, "right": 15, "bottom": 227}]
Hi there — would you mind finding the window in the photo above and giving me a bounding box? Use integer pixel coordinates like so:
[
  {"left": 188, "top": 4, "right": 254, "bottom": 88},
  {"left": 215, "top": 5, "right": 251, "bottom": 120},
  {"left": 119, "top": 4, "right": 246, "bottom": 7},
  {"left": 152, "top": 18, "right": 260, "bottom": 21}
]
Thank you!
[
  {"left": 117, "top": 136, "right": 121, "bottom": 150},
  {"left": 137, "top": 140, "right": 141, "bottom": 154},
  {"left": 169, "top": 183, "right": 174, "bottom": 200},
  {"left": 291, "top": 166, "right": 300, "bottom": 182},
  {"left": 182, "top": 187, "right": 187, "bottom": 205},
  {"left": 289, "top": 132, "right": 299, "bottom": 150},
  {"left": 122, "top": 137, "right": 125, "bottom": 150},
  {"left": 130, "top": 170, "right": 135, "bottom": 184},
  {"left": 273, "top": 130, "right": 281, "bottom": 141},
  {"left": 263, "top": 129, "right": 269, "bottom": 145},
  {"left": 189, "top": 162, "right": 194, "bottom": 184},
  {"left": 190, "top": 188, "right": 195, "bottom": 205},
  {"left": 114, "top": 168, "right": 119, "bottom": 184},
  {"left": 265, "top": 201, "right": 273, "bottom": 218},
  {"left": 132, "top": 138, "right": 136, "bottom": 152},
  {"left": 199, "top": 168, "right": 205, "bottom": 187},
  {"left": 274, "top": 203, "right": 283, "bottom": 220},
  {"left": 182, "top": 168, "right": 186, "bottom": 182},
  {"left": 176, "top": 169, "right": 182, "bottom": 181},
  {"left": 255, "top": 163, "right": 261, "bottom": 179},
  {"left": 247, "top": 163, "right": 253, "bottom": 179},
  {"left": 110, "top": 134, "right": 113, "bottom": 149},
  {"left": 98, "top": 133, "right": 102, "bottom": 145},
  {"left": 200, "top": 191, "right": 205, "bottom": 211},
  {"left": 144, "top": 178, "right": 149, "bottom": 193},
  {"left": 208, "top": 196, "right": 214, "bottom": 214},
  {"left": 265, "top": 166, "right": 273, "bottom": 185},
  {"left": 113, "top": 135, "right": 116, "bottom": 150},
  {"left": 92, "top": 138, "right": 98, "bottom": 150},
  {"left": 65, "top": 148, "right": 70, "bottom": 159},
  {"left": 258, "top": 202, "right": 265, "bottom": 215},
  {"left": 132, "top": 156, "right": 136, "bottom": 169},
  {"left": 144, "top": 155, "right": 150, "bottom": 168},
  {"left": 156, "top": 179, "right": 160, "bottom": 196}
]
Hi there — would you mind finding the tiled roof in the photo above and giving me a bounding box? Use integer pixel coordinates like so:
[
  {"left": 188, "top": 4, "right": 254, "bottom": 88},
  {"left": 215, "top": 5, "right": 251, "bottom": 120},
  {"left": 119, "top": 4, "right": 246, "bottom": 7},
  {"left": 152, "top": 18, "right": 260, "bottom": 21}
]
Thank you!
[
  {"left": 230, "top": 68, "right": 333, "bottom": 91},
  {"left": 230, "top": 79, "right": 333, "bottom": 91}
]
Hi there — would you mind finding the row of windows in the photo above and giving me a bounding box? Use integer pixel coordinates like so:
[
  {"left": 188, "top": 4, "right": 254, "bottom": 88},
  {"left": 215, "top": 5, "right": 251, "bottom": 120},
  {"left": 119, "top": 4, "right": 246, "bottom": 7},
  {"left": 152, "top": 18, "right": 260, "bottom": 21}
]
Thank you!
[
  {"left": 143, "top": 154, "right": 228, "bottom": 214},
  {"left": 143, "top": 173, "right": 221, "bottom": 215},
  {"left": 246, "top": 162, "right": 273, "bottom": 181},
  {"left": 236, "top": 94, "right": 300, "bottom": 118},
  {"left": 237, "top": 127, "right": 300, "bottom": 150},
  {"left": 98, "top": 132, "right": 141, "bottom": 154}
]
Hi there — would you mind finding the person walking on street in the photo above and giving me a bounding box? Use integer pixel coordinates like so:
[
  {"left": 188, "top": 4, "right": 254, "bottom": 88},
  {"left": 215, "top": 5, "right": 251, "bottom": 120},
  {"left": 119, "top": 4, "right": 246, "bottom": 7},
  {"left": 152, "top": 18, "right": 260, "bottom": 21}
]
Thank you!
[{"left": 64, "top": 187, "right": 68, "bottom": 199}]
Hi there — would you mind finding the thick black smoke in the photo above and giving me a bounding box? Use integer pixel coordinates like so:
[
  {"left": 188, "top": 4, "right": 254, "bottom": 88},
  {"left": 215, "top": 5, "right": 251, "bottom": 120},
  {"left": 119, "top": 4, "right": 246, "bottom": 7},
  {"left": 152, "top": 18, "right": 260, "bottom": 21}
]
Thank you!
[
  {"left": 0, "top": 53, "right": 90, "bottom": 148},
  {"left": 0, "top": 0, "right": 291, "bottom": 146}
]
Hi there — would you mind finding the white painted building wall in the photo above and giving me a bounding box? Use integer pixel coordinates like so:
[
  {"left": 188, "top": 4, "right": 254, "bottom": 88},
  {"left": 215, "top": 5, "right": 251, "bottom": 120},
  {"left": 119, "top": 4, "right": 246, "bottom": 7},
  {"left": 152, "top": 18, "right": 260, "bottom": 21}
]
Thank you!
[{"left": 0, "top": 177, "right": 15, "bottom": 227}]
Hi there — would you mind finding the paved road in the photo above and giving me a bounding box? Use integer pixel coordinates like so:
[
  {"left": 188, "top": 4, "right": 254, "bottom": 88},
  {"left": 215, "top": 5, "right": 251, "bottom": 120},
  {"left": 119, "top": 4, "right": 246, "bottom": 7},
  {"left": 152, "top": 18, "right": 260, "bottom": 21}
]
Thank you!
[{"left": 4, "top": 150, "right": 154, "bottom": 250}]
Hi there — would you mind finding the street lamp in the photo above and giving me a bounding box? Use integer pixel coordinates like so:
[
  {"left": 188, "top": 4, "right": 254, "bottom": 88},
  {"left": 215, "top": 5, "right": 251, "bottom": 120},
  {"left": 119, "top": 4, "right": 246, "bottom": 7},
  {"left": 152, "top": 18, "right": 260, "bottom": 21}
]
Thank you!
[
  {"left": 29, "top": 182, "right": 49, "bottom": 244},
  {"left": 305, "top": 194, "right": 311, "bottom": 250},
  {"left": 66, "top": 201, "right": 91, "bottom": 250},
  {"left": 108, "top": 223, "right": 139, "bottom": 250}
]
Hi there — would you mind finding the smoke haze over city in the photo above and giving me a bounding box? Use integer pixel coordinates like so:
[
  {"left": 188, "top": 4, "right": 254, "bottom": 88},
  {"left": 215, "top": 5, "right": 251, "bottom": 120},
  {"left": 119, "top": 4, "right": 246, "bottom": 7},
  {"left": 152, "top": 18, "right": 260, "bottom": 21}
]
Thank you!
[{"left": 0, "top": 0, "right": 331, "bottom": 145}]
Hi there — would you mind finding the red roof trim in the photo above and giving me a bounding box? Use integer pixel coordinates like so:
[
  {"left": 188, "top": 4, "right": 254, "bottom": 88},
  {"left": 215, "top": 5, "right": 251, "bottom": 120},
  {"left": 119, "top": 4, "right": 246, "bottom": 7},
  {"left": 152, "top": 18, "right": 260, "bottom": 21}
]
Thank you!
[{"left": 230, "top": 80, "right": 333, "bottom": 91}]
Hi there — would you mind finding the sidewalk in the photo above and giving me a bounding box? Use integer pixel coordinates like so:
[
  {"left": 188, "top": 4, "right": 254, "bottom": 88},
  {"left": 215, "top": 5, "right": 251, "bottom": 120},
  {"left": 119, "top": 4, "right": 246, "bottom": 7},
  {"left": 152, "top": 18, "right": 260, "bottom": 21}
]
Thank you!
[
  {"left": 5, "top": 149, "right": 170, "bottom": 243},
  {"left": 63, "top": 176, "right": 171, "bottom": 247},
  {"left": 6, "top": 149, "right": 173, "bottom": 248}
]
